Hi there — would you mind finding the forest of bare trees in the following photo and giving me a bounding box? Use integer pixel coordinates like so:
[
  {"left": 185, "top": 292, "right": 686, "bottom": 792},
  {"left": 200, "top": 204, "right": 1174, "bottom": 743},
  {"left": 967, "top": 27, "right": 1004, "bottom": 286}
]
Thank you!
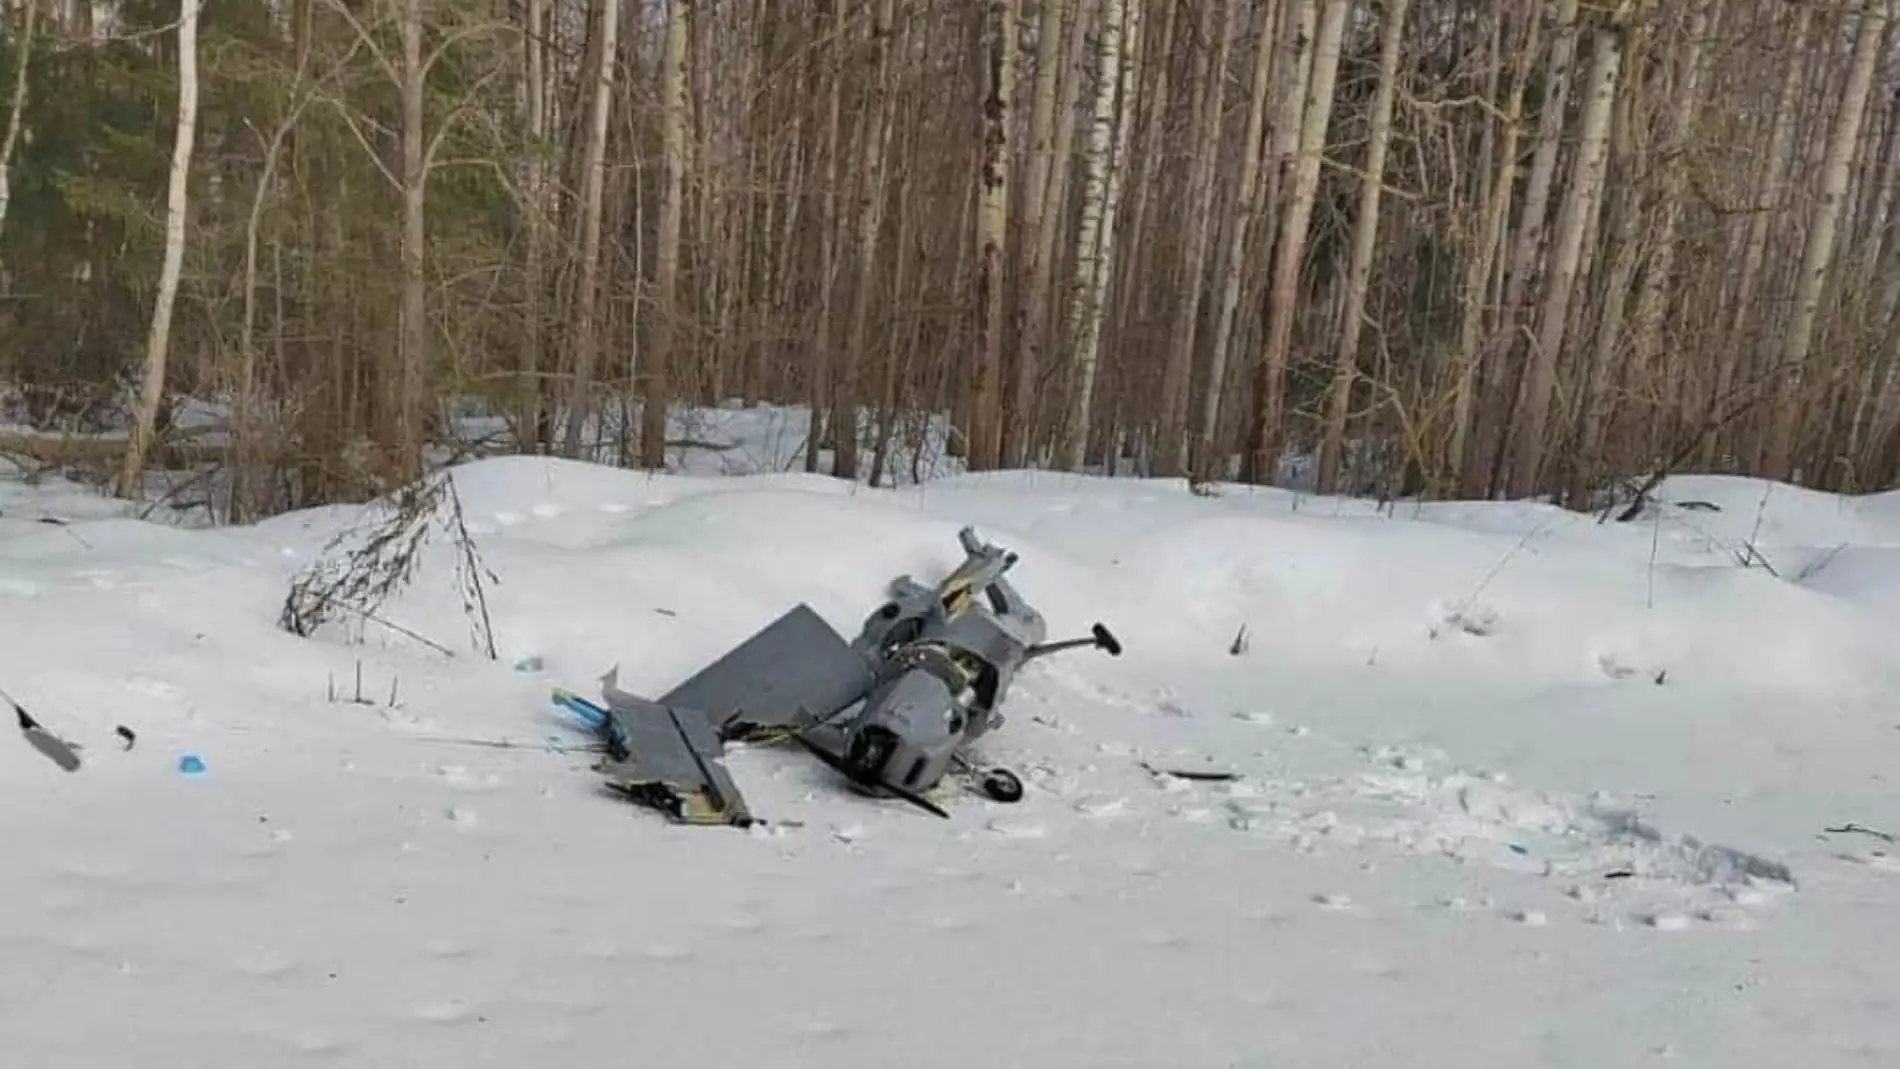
[{"left": 3, "top": 0, "right": 1899, "bottom": 522}]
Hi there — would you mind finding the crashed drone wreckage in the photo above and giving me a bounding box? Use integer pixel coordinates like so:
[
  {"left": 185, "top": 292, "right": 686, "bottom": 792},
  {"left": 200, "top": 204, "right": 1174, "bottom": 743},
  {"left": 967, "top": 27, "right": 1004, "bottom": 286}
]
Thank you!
[{"left": 549, "top": 526, "right": 1122, "bottom": 825}]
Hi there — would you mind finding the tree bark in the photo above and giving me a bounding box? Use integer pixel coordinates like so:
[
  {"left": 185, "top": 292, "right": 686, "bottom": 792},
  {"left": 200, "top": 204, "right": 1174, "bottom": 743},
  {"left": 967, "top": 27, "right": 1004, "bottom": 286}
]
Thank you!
[
  {"left": 1007, "top": 0, "right": 1071, "bottom": 466},
  {"left": 1062, "top": 0, "right": 1141, "bottom": 470},
  {"left": 1314, "top": 0, "right": 1409, "bottom": 494},
  {"left": 1503, "top": 6, "right": 1626, "bottom": 500},
  {"left": 1719, "top": 2, "right": 1810, "bottom": 466},
  {"left": 519, "top": 0, "right": 550, "bottom": 451},
  {"left": 1450, "top": 5, "right": 1540, "bottom": 495},
  {"left": 1470, "top": 0, "right": 1582, "bottom": 495},
  {"left": 393, "top": 0, "right": 429, "bottom": 481},
  {"left": 969, "top": 0, "right": 1021, "bottom": 470},
  {"left": 1155, "top": 0, "right": 1234, "bottom": 477},
  {"left": 1762, "top": 0, "right": 1891, "bottom": 482},
  {"left": 643, "top": 0, "right": 691, "bottom": 469},
  {"left": 0, "top": 0, "right": 37, "bottom": 253},
  {"left": 1246, "top": 0, "right": 1347, "bottom": 484},
  {"left": 116, "top": 0, "right": 202, "bottom": 499},
  {"left": 1197, "top": 0, "right": 1285, "bottom": 480},
  {"left": 838, "top": 0, "right": 900, "bottom": 480},
  {"left": 560, "top": 0, "right": 619, "bottom": 461}
]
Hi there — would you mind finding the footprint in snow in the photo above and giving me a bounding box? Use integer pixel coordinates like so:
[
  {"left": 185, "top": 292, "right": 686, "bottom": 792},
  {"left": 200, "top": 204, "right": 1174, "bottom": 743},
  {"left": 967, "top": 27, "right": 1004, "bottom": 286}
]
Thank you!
[
  {"left": 1835, "top": 849, "right": 1900, "bottom": 874},
  {"left": 125, "top": 677, "right": 181, "bottom": 700},
  {"left": 530, "top": 502, "right": 565, "bottom": 519},
  {"left": 596, "top": 502, "right": 631, "bottom": 514},
  {"left": 432, "top": 764, "right": 503, "bottom": 792},
  {"left": 492, "top": 511, "right": 526, "bottom": 526},
  {"left": 411, "top": 998, "right": 479, "bottom": 1024},
  {"left": 1072, "top": 794, "right": 1130, "bottom": 818},
  {"left": 286, "top": 1032, "right": 350, "bottom": 1055}
]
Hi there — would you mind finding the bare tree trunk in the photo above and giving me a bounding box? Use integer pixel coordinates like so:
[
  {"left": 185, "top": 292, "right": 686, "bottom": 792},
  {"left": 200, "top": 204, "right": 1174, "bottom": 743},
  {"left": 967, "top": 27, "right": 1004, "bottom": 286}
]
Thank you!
[
  {"left": 804, "top": 0, "right": 846, "bottom": 471},
  {"left": 1062, "top": 0, "right": 1141, "bottom": 470},
  {"left": 1762, "top": 0, "right": 1891, "bottom": 482},
  {"left": 1567, "top": 167, "right": 1644, "bottom": 508},
  {"left": 838, "top": 0, "right": 899, "bottom": 480},
  {"left": 232, "top": 33, "right": 318, "bottom": 522},
  {"left": 1155, "top": 0, "right": 1233, "bottom": 477},
  {"left": 1014, "top": 0, "right": 1096, "bottom": 466},
  {"left": 0, "top": 0, "right": 37, "bottom": 251},
  {"left": 1007, "top": 0, "right": 1071, "bottom": 466},
  {"left": 561, "top": 0, "right": 619, "bottom": 461},
  {"left": 1626, "top": 0, "right": 1715, "bottom": 466},
  {"left": 1315, "top": 0, "right": 1408, "bottom": 493},
  {"left": 116, "top": 0, "right": 201, "bottom": 499},
  {"left": 1719, "top": 2, "right": 1810, "bottom": 466},
  {"left": 393, "top": 0, "right": 429, "bottom": 480},
  {"left": 1197, "top": 0, "right": 1284, "bottom": 479},
  {"left": 520, "top": 0, "right": 550, "bottom": 451},
  {"left": 642, "top": 0, "right": 690, "bottom": 469},
  {"left": 1246, "top": 0, "right": 1347, "bottom": 484},
  {"left": 1470, "top": 0, "right": 1581, "bottom": 494},
  {"left": 969, "top": 0, "right": 1020, "bottom": 470},
  {"left": 1503, "top": 6, "right": 1625, "bottom": 499},
  {"left": 1451, "top": 5, "right": 1539, "bottom": 494}
]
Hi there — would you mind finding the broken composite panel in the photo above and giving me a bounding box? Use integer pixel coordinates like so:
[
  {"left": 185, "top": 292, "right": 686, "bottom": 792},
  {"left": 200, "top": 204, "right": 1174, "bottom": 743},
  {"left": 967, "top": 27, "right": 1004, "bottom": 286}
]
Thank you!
[{"left": 552, "top": 526, "right": 1122, "bottom": 825}]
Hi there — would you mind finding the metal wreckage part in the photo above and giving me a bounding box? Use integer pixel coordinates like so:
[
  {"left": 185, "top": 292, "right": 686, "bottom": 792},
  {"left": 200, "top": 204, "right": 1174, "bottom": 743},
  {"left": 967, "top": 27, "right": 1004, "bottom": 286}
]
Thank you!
[{"left": 552, "top": 526, "right": 1122, "bottom": 827}]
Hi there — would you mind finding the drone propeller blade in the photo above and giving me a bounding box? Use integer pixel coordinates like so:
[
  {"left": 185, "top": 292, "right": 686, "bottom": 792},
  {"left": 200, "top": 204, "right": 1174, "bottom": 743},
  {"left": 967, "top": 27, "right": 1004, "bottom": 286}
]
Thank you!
[{"left": 790, "top": 732, "right": 951, "bottom": 819}]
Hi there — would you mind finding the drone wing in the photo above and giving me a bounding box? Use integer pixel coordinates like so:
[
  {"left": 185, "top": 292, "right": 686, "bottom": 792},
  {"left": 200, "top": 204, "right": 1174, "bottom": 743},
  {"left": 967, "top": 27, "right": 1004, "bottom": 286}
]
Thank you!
[
  {"left": 569, "top": 688, "right": 753, "bottom": 826},
  {"left": 653, "top": 603, "right": 875, "bottom": 738}
]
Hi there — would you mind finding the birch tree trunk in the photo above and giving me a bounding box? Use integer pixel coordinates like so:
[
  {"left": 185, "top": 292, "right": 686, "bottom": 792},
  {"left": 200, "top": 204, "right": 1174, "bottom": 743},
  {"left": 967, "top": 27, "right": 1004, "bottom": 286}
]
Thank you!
[
  {"left": 560, "top": 0, "right": 619, "bottom": 461},
  {"left": 1315, "top": 0, "right": 1409, "bottom": 494},
  {"left": 1008, "top": 0, "right": 1070, "bottom": 466},
  {"left": 1625, "top": 0, "right": 1714, "bottom": 462},
  {"left": 1197, "top": 0, "right": 1284, "bottom": 479},
  {"left": 115, "top": 0, "right": 202, "bottom": 499},
  {"left": 1720, "top": 2, "right": 1810, "bottom": 464},
  {"left": 1246, "top": 0, "right": 1347, "bottom": 484},
  {"left": 519, "top": 0, "right": 550, "bottom": 451},
  {"left": 969, "top": 0, "right": 1021, "bottom": 470},
  {"left": 1155, "top": 0, "right": 1234, "bottom": 477},
  {"left": 392, "top": 0, "right": 429, "bottom": 480},
  {"left": 838, "top": 0, "right": 900, "bottom": 480},
  {"left": 1451, "top": 6, "right": 1540, "bottom": 493},
  {"left": 232, "top": 29, "right": 319, "bottom": 522},
  {"left": 1762, "top": 0, "right": 1892, "bottom": 482},
  {"left": 1504, "top": 6, "right": 1626, "bottom": 499},
  {"left": 0, "top": 0, "right": 37, "bottom": 253},
  {"left": 1015, "top": 0, "right": 1096, "bottom": 465},
  {"left": 642, "top": 0, "right": 690, "bottom": 469},
  {"left": 804, "top": 0, "right": 846, "bottom": 471},
  {"left": 1470, "top": 0, "right": 1581, "bottom": 493},
  {"left": 1062, "top": 0, "right": 1141, "bottom": 470}
]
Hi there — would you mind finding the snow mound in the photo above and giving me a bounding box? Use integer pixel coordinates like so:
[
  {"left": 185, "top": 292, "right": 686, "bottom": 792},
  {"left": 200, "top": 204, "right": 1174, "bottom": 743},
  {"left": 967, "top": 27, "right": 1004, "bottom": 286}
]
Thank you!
[{"left": 4, "top": 453, "right": 1899, "bottom": 1068}]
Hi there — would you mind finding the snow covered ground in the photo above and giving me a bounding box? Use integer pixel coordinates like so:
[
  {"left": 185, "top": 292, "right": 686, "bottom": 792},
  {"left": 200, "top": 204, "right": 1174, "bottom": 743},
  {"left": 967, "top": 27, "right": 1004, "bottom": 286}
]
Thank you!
[{"left": 4, "top": 422, "right": 1900, "bottom": 1067}]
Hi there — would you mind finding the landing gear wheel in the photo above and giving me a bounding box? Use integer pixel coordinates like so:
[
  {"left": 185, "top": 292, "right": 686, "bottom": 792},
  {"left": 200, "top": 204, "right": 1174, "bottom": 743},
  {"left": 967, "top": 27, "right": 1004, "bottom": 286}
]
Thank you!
[{"left": 980, "top": 768, "right": 1024, "bottom": 804}]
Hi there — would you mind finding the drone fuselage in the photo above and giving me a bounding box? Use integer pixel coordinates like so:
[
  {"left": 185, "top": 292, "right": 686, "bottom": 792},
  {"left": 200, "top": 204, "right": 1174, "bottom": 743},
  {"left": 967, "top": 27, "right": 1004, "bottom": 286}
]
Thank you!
[{"left": 835, "top": 528, "right": 1048, "bottom": 795}]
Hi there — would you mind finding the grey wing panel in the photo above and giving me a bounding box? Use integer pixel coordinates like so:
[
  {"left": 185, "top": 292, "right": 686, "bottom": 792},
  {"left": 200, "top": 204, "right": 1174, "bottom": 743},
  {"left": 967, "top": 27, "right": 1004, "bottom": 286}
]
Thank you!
[
  {"left": 657, "top": 603, "right": 874, "bottom": 733},
  {"left": 595, "top": 696, "right": 751, "bottom": 825}
]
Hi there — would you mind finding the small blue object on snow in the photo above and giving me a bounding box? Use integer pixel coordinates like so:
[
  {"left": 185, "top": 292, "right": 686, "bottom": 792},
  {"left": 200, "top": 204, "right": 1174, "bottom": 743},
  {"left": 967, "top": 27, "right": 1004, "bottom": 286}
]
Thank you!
[
  {"left": 177, "top": 753, "right": 206, "bottom": 776},
  {"left": 1507, "top": 842, "right": 1528, "bottom": 855}
]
